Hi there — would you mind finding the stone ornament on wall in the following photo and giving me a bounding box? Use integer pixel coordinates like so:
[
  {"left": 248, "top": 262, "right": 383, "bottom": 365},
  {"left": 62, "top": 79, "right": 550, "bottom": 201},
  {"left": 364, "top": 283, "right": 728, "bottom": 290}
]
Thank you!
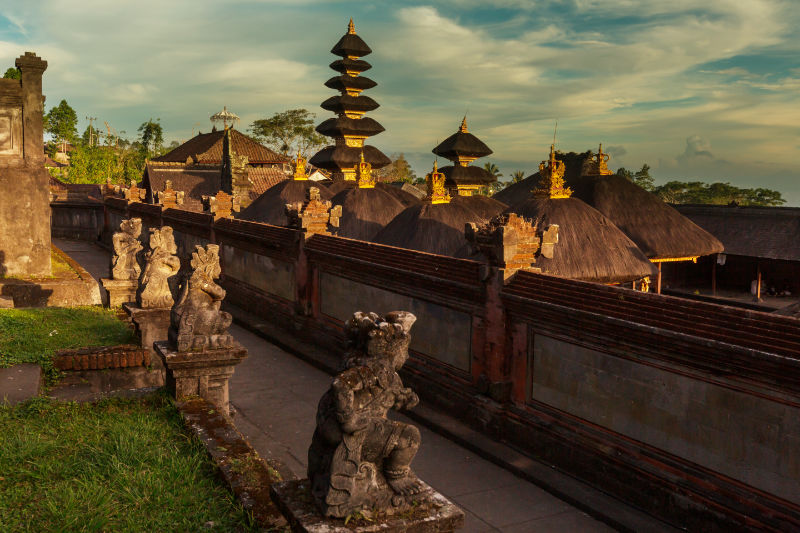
[
  {"left": 169, "top": 244, "right": 234, "bottom": 352},
  {"left": 285, "top": 186, "right": 342, "bottom": 238},
  {"left": 111, "top": 218, "right": 143, "bottom": 280},
  {"left": 156, "top": 179, "right": 185, "bottom": 209},
  {"left": 138, "top": 226, "right": 180, "bottom": 309},
  {"left": 307, "top": 310, "right": 426, "bottom": 518}
]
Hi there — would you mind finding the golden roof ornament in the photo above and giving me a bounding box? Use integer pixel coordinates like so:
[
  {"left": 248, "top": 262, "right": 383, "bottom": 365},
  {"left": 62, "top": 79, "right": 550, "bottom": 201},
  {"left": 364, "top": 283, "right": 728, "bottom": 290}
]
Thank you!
[
  {"left": 356, "top": 151, "right": 375, "bottom": 188},
  {"left": 427, "top": 161, "right": 451, "bottom": 205},
  {"left": 348, "top": 18, "right": 356, "bottom": 35},
  {"left": 293, "top": 153, "right": 308, "bottom": 180},
  {"left": 459, "top": 116, "right": 469, "bottom": 134},
  {"left": 533, "top": 144, "right": 571, "bottom": 199},
  {"left": 583, "top": 143, "right": 613, "bottom": 176}
]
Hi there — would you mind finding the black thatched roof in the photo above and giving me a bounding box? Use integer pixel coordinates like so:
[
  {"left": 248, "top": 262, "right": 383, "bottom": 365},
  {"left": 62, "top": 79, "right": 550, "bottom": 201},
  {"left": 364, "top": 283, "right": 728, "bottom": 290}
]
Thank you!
[
  {"left": 327, "top": 180, "right": 355, "bottom": 195},
  {"left": 439, "top": 165, "right": 495, "bottom": 186},
  {"left": 571, "top": 174, "right": 724, "bottom": 260},
  {"left": 316, "top": 116, "right": 385, "bottom": 138},
  {"left": 675, "top": 205, "right": 800, "bottom": 261},
  {"left": 505, "top": 197, "right": 657, "bottom": 283},
  {"left": 432, "top": 120, "right": 493, "bottom": 160},
  {"left": 331, "top": 31, "right": 372, "bottom": 58},
  {"left": 451, "top": 195, "right": 506, "bottom": 220},
  {"left": 374, "top": 201, "right": 485, "bottom": 257},
  {"left": 330, "top": 58, "right": 371, "bottom": 74},
  {"left": 239, "top": 180, "right": 332, "bottom": 226},
  {"left": 310, "top": 145, "right": 391, "bottom": 171},
  {"left": 321, "top": 94, "right": 379, "bottom": 114},
  {"left": 492, "top": 151, "right": 588, "bottom": 206},
  {"left": 330, "top": 187, "right": 405, "bottom": 241},
  {"left": 377, "top": 183, "right": 423, "bottom": 207},
  {"left": 143, "top": 163, "right": 221, "bottom": 212},
  {"left": 325, "top": 74, "right": 377, "bottom": 92}
]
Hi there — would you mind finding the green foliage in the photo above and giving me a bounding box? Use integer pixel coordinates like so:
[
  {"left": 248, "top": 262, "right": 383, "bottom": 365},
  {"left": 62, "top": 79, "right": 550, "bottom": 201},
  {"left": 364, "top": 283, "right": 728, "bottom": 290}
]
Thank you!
[
  {"left": 511, "top": 170, "right": 526, "bottom": 183},
  {"left": 618, "top": 164, "right": 654, "bottom": 191},
  {"left": 81, "top": 124, "right": 100, "bottom": 147},
  {"left": 652, "top": 180, "right": 786, "bottom": 206},
  {"left": 3, "top": 67, "right": 20, "bottom": 80},
  {"left": 137, "top": 118, "right": 164, "bottom": 157},
  {"left": 378, "top": 153, "right": 417, "bottom": 183},
  {"left": 483, "top": 162, "right": 503, "bottom": 180},
  {"left": 0, "top": 394, "right": 259, "bottom": 532},
  {"left": 45, "top": 100, "right": 78, "bottom": 147},
  {"left": 250, "top": 108, "right": 326, "bottom": 156},
  {"left": 62, "top": 144, "right": 146, "bottom": 185},
  {"left": 0, "top": 307, "right": 136, "bottom": 383}
]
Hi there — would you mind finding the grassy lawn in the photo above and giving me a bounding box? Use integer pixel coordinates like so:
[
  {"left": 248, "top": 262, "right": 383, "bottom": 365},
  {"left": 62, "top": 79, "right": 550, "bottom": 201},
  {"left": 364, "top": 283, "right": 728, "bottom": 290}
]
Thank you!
[
  {"left": 0, "top": 394, "right": 259, "bottom": 532},
  {"left": 0, "top": 306, "right": 137, "bottom": 383}
]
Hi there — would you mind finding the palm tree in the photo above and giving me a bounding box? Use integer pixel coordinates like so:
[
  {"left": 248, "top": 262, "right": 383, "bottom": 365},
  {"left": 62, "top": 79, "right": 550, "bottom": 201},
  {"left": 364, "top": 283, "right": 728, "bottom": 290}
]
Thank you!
[
  {"left": 483, "top": 162, "right": 503, "bottom": 180},
  {"left": 511, "top": 170, "right": 525, "bottom": 183}
]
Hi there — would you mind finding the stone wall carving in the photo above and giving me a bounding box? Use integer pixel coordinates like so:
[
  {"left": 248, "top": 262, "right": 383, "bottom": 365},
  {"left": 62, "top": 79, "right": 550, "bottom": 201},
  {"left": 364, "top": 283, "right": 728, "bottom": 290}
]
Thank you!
[
  {"left": 308, "top": 310, "right": 425, "bottom": 518},
  {"left": 138, "top": 226, "right": 180, "bottom": 308},
  {"left": 111, "top": 218, "right": 143, "bottom": 280}
]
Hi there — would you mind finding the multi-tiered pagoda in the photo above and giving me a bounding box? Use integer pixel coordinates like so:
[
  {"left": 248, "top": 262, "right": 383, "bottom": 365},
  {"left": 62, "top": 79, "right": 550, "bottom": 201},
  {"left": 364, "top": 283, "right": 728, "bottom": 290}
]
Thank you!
[
  {"left": 310, "top": 19, "right": 390, "bottom": 188},
  {"left": 432, "top": 117, "right": 495, "bottom": 196}
]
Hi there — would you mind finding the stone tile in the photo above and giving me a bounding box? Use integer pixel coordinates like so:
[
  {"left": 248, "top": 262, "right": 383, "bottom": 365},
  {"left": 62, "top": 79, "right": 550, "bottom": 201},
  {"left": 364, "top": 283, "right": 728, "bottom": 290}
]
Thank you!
[
  {"left": 452, "top": 481, "right": 573, "bottom": 529},
  {"left": 502, "top": 510, "right": 616, "bottom": 532},
  {"left": 0, "top": 364, "right": 41, "bottom": 404}
]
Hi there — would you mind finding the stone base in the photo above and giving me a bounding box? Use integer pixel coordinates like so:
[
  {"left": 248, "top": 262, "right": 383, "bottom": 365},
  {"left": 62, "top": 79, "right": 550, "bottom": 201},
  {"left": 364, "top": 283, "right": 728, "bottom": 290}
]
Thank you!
[
  {"left": 154, "top": 340, "right": 247, "bottom": 414},
  {"left": 123, "top": 303, "right": 170, "bottom": 361},
  {"left": 101, "top": 278, "right": 138, "bottom": 307},
  {"left": 270, "top": 479, "right": 465, "bottom": 533}
]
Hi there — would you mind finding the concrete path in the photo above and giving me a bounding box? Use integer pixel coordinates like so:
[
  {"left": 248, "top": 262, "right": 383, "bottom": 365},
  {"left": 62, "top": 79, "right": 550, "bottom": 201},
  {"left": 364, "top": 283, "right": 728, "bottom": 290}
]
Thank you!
[
  {"left": 229, "top": 324, "right": 614, "bottom": 533},
  {"left": 53, "top": 238, "right": 109, "bottom": 305}
]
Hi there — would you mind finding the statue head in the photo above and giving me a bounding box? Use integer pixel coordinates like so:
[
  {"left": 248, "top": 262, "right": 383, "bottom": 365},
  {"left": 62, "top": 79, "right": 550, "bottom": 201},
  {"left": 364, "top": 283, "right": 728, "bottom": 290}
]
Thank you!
[
  {"left": 120, "top": 217, "right": 142, "bottom": 238},
  {"left": 345, "top": 311, "right": 417, "bottom": 370},
  {"left": 190, "top": 244, "right": 222, "bottom": 280},
  {"left": 149, "top": 226, "right": 177, "bottom": 254}
]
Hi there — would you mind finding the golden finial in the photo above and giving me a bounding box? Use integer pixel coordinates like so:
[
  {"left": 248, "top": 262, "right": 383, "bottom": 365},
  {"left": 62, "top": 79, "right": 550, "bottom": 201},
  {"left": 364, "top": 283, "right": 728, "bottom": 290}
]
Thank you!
[
  {"left": 459, "top": 116, "right": 468, "bottom": 134},
  {"left": 293, "top": 152, "right": 308, "bottom": 180},
  {"left": 427, "top": 161, "right": 451, "bottom": 204},
  {"left": 583, "top": 143, "right": 613, "bottom": 176},
  {"left": 533, "top": 144, "right": 571, "bottom": 199},
  {"left": 348, "top": 18, "right": 356, "bottom": 34},
  {"left": 357, "top": 151, "right": 374, "bottom": 188}
]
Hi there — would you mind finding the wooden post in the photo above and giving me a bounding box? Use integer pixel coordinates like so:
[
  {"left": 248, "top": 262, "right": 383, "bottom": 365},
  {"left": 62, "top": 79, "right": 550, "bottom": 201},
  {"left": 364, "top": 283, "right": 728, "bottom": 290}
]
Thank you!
[
  {"left": 756, "top": 263, "right": 762, "bottom": 301},
  {"left": 657, "top": 262, "right": 662, "bottom": 294},
  {"left": 712, "top": 259, "right": 717, "bottom": 296}
]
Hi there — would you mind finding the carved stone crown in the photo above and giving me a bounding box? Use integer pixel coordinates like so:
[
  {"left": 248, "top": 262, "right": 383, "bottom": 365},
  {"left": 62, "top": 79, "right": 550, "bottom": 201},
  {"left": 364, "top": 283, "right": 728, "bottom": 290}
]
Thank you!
[
  {"left": 582, "top": 143, "right": 613, "bottom": 176},
  {"left": 426, "top": 161, "right": 451, "bottom": 205},
  {"left": 533, "top": 144, "right": 571, "bottom": 199},
  {"left": 293, "top": 153, "right": 308, "bottom": 180},
  {"left": 357, "top": 152, "right": 374, "bottom": 188}
]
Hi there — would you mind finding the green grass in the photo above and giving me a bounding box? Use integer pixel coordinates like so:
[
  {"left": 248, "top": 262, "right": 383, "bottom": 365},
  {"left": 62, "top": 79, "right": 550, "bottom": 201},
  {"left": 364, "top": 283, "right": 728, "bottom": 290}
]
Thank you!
[
  {"left": 0, "top": 306, "right": 137, "bottom": 383},
  {"left": 0, "top": 394, "right": 259, "bottom": 532}
]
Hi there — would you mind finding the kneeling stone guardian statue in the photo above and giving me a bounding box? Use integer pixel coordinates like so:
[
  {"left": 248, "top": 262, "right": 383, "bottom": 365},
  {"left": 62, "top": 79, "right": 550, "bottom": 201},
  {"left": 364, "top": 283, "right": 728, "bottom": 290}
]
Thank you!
[{"left": 308, "top": 310, "right": 425, "bottom": 518}]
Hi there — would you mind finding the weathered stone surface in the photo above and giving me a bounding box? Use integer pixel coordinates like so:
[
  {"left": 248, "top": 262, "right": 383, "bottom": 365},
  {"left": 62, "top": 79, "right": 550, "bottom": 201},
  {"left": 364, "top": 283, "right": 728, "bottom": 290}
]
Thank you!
[
  {"left": 110, "top": 218, "right": 143, "bottom": 280},
  {"left": 154, "top": 340, "right": 247, "bottom": 414},
  {"left": 101, "top": 278, "right": 138, "bottom": 307},
  {"left": 169, "top": 244, "right": 234, "bottom": 352},
  {"left": 138, "top": 226, "right": 179, "bottom": 308},
  {"left": 124, "top": 303, "right": 171, "bottom": 357},
  {"left": 308, "top": 311, "right": 430, "bottom": 518},
  {"left": 53, "top": 345, "right": 149, "bottom": 371},
  {"left": 285, "top": 186, "right": 342, "bottom": 238},
  {"left": 271, "top": 478, "right": 464, "bottom": 533},
  {"left": 0, "top": 53, "right": 50, "bottom": 278}
]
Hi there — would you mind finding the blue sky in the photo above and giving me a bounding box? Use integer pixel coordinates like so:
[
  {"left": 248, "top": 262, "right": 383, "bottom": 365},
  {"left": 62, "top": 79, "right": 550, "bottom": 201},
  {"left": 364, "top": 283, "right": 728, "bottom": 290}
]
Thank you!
[{"left": 2, "top": 0, "right": 799, "bottom": 203}]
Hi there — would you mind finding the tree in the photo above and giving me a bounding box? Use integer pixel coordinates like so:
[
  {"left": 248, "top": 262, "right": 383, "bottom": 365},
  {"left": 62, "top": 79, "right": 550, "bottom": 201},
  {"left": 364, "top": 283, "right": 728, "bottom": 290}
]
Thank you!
[
  {"left": 511, "top": 170, "right": 526, "bottom": 183},
  {"left": 618, "top": 165, "right": 654, "bottom": 191},
  {"left": 652, "top": 180, "right": 785, "bottom": 206},
  {"left": 378, "top": 153, "right": 417, "bottom": 183},
  {"left": 137, "top": 118, "right": 164, "bottom": 157},
  {"left": 250, "top": 108, "right": 326, "bottom": 156},
  {"left": 3, "top": 67, "right": 20, "bottom": 80},
  {"left": 483, "top": 162, "right": 503, "bottom": 180},
  {"left": 81, "top": 124, "right": 100, "bottom": 147},
  {"left": 45, "top": 99, "right": 78, "bottom": 151}
]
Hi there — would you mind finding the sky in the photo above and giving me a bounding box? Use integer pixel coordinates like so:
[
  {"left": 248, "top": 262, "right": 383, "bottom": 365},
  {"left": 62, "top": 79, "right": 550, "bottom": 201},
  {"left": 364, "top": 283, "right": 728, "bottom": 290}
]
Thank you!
[{"left": 2, "top": 0, "right": 799, "bottom": 204}]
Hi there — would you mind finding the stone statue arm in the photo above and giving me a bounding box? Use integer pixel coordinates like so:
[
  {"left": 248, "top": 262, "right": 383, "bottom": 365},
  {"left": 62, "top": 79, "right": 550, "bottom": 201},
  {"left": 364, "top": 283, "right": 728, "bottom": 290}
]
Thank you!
[
  {"left": 198, "top": 277, "right": 226, "bottom": 302},
  {"left": 332, "top": 366, "right": 379, "bottom": 433},
  {"left": 165, "top": 255, "right": 181, "bottom": 273},
  {"left": 392, "top": 375, "right": 419, "bottom": 411}
]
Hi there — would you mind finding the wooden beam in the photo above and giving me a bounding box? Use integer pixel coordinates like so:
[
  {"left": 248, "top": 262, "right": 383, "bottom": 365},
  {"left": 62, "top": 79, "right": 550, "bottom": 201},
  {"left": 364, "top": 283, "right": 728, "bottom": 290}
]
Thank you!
[{"left": 657, "top": 262, "right": 662, "bottom": 294}]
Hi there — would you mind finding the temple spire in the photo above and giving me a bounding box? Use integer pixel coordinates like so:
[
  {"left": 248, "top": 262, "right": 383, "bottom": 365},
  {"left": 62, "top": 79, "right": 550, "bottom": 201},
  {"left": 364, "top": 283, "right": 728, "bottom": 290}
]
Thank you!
[
  {"left": 348, "top": 17, "right": 356, "bottom": 34},
  {"left": 459, "top": 116, "right": 468, "bottom": 133},
  {"left": 533, "top": 144, "right": 572, "bottom": 199},
  {"left": 426, "top": 161, "right": 451, "bottom": 204},
  {"left": 583, "top": 142, "right": 613, "bottom": 176}
]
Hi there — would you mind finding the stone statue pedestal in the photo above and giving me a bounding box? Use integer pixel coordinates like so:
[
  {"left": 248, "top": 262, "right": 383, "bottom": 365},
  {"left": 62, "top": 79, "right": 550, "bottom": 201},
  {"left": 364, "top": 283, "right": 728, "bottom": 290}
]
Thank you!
[
  {"left": 101, "top": 278, "right": 138, "bottom": 307},
  {"left": 270, "top": 479, "right": 464, "bottom": 533},
  {"left": 154, "top": 340, "right": 247, "bottom": 415},
  {"left": 123, "top": 303, "right": 170, "bottom": 356}
]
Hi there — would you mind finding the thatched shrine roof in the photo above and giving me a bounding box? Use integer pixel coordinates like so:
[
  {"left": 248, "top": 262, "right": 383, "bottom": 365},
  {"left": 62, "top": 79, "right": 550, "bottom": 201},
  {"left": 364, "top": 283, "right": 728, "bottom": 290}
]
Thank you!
[
  {"left": 506, "top": 196, "right": 657, "bottom": 283},
  {"left": 321, "top": 94, "right": 380, "bottom": 115},
  {"left": 374, "top": 201, "right": 486, "bottom": 257},
  {"left": 676, "top": 205, "right": 800, "bottom": 261},
  {"left": 239, "top": 180, "right": 332, "bottom": 226},
  {"left": 330, "top": 58, "right": 371, "bottom": 74},
  {"left": 451, "top": 195, "right": 506, "bottom": 220},
  {"left": 432, "top": 119, "right": 493, "bottom": 160},
  {"left": 310, "top": 145, "right": 391, "bottom": 171},
  {"left": 439, "top": 165, "right": 495, "bottom": 186},
  {"left": 153, "top": 128, "right": 286, "bottom": 165},
  {"left": 325, "top": 74, "right": 377, "bottom": 92},
  {"left": 316, "top": 116, "right": 385, "bottom": 138},
  {"left": 331, "top": 20, "right": 372, "bottom": 58},
  {"left": 330, "top": 186, "right": 405, "bottom": 241}
]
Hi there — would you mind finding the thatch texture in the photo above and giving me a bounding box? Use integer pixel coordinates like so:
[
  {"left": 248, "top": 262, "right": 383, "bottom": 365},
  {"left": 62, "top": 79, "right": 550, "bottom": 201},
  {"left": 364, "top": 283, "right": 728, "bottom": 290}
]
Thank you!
[
  {"left": 331, "top": 32, "right": 372, "bottom": 58},
  {"left": 571, "top": 175, "right": 724, "bottom": 259},
  {"left": 374, "top": 201, "right": 486, "bottom": 257},
  {"left": 330, "top": 187, "right": 405, "bottom": 241},
  {"left": 676, "top": 205, "right": 800, "bottom": 261},
  {"left": 310, "top": 145, "right": 391, "bottom": 171},
  {"left": 325, "top": 74, "right": 377, "bottom": 92},
  {"left": 377, "top": 183, "right": 423, "bottom": 207},
  {"left": 439, "top": 165, "right": 495, "bottom": 186},
  {"left": 330, "top": 58, "right": 371, "bottom": 74},
  {"left": 316, "top": 116, "right": 384, "bottom": 137},
  {"left": 506, "top": 197, "right": 657, "bottom": 283},
  {"left": 433, "top": 129, "right": 492, "bottom": 160},
  {"left": 239, "top": 180, "right": 332, "bottom": 226},
  {"left": 321, "top": 94, "right": 379, "bottom": 114},
  {"left": 452, "top": 195, "right": 506, "bottom": 220}
]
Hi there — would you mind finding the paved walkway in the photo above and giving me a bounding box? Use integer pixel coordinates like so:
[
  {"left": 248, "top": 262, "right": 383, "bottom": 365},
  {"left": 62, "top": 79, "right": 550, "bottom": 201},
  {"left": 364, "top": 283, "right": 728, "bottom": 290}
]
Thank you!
[{"left": 229, "top": 325, "right": 614, "bottom": 532}]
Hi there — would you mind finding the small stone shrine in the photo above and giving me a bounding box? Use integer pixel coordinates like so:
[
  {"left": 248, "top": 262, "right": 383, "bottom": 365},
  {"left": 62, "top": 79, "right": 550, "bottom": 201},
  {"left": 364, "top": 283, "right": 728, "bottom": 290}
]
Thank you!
[
  {"left": 271, "top": 311, "right": 464, "bottom": 532},
  {"left": 124, "top": 226, "right": 180, "bottom": 359},
  {"left": 285, "top": 186, "right": 342, "bottom": 238},
  {"left": 101, "top": 218, "right": 143, "bottom": 306},
  {"left": 154, "top": 244, "right": 246, "bottom": 414},
  {"left": 155, "top": 179, "right": 185, "bottom": 209}
]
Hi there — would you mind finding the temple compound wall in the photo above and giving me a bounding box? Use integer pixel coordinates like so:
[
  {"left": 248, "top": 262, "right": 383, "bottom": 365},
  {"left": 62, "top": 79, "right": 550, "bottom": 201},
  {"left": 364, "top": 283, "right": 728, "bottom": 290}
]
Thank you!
[
  {"left": 56, "top": 199, "right": 800, "bottom": 531},
  {"left": 0, "top": 53, "right": 51, "bottom": 277}
]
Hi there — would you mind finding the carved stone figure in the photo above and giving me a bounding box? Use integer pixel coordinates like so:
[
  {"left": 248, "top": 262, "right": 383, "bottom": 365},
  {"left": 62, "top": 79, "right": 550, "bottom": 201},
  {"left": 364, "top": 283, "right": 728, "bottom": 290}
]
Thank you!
[
  {"left": 308, "top": 310, "right": 425, "bottom": 518},
  {"left": 138, "top": 226, "right": 180, "bottom": 308},
  {"left": 111, "top": 218, "right": 143, "bottom": 280},
  {"left": 168, "top": 244, "right": 234, "bottom": 352}
]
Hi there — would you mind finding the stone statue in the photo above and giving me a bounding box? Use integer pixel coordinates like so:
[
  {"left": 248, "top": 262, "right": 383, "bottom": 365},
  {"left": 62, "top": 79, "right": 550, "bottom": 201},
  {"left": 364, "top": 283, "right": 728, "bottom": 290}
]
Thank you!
[
  {"left": 308, "top": 310, "right": 425, "bottom": 518},
  {"left": 169, "top": 244, "right": 234, "bottom": 352},
  {"left": 138, "top": 226, "right": 180, "bottom": 308},
  {"left": 111, "top": 218, "right": 143, "bottom": 280}
]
